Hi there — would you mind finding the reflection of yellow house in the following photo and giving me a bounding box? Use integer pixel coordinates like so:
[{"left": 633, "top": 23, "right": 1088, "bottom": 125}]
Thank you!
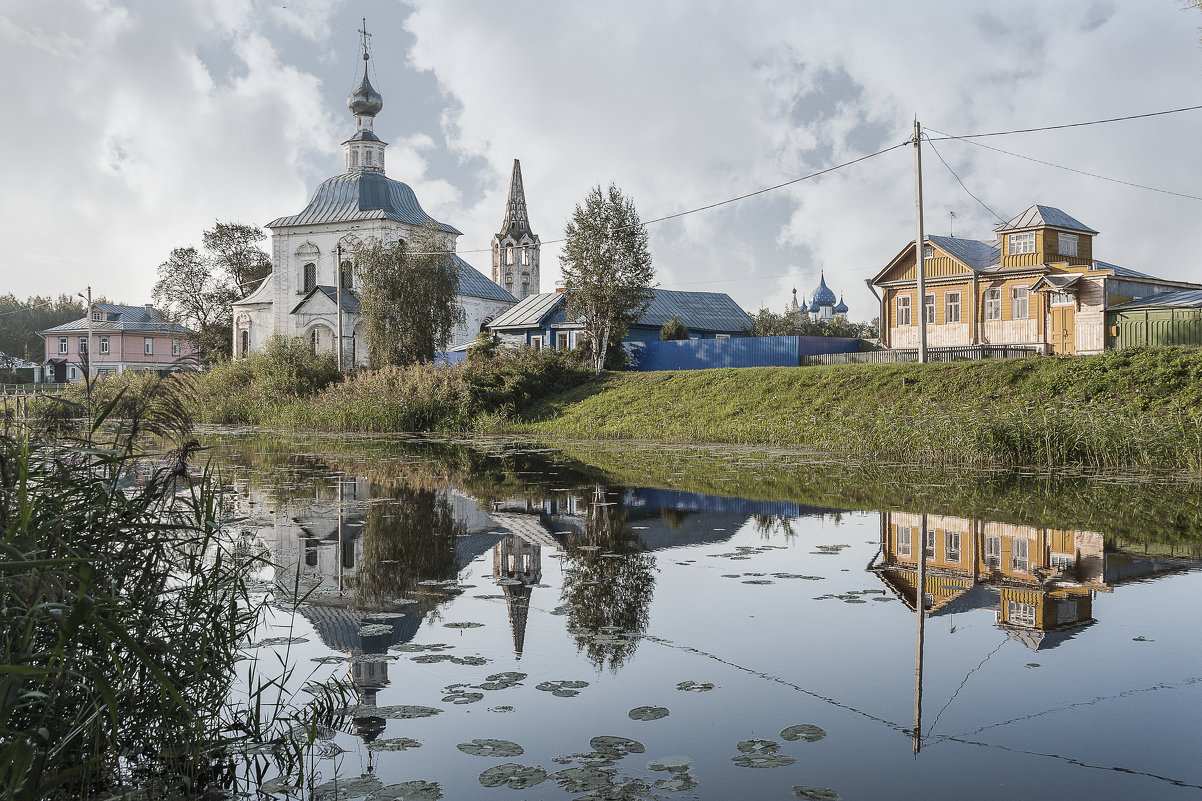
[
  {"left": 870, "top": 205, "right": 1202, "bottom": 354},
  {"left": 873, "top": 512, "right": 1108, "bottom": 649}
]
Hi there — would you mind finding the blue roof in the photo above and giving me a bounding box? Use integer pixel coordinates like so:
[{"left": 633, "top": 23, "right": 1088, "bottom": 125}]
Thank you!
[
  {"left": 807, "top": 297, "right": 821, "bottom": 313},
  {"left": 927, "top": 235, "right": 1000, "bottom": 270},
  {"left": 637, "top": 289, "right": 752, "bottom": 333},
  {"left": 1109, "top": 290, "right": 1202, "bottom": 310},
  {"left": 996, "top": 204, "right": 1097, "bottom": 234},
  {"left": 833, "top": 296, "right": 849, "bottom": 313},
  {"left": 811, "top": 273, "right": 837, "bottom": 306},
  {"left": 452, "top": 254, "right": 517, "bottom": 303},
  {"left": 39, "top": 304, "right": 194, "bottom": 336},
  {"left": 268, "top": 172, "right": 461, "bottom": 234}
]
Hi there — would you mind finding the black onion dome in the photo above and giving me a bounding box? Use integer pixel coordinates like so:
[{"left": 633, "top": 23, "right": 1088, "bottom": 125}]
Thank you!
[{"left": 347, "top": 64, "right": 383, "bottom": 117}]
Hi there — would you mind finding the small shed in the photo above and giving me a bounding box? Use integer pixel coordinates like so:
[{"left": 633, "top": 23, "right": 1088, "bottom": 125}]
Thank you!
[{"left": 1106, "top": 290, "right": 1202, "bottom": 350}]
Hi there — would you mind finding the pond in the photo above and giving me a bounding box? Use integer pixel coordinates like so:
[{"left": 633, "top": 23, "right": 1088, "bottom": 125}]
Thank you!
[{"left": 210, "top": 431, "right": 1202, "bottom": 800}]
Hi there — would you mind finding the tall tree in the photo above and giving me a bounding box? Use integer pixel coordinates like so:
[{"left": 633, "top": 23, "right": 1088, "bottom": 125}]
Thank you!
[
  {"left": 560, "top": 184, "right": 655, "bottom": 373},
  {"left": 0, "top": 295, "right": 86, "bottom": 362},
  {"left": 152, "top": 247, "right": 234, "bottom": 365},
  {"left": 202, "top": 222, "right": 271, "bottom": 299},
  {"left": 354, "top": 224, "right": 465, "bottom": 367}
]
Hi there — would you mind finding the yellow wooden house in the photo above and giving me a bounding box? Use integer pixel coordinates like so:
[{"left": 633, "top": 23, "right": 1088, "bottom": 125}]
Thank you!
[{"left": 869, "top": 205, "right": 1202, "bottom": 354}]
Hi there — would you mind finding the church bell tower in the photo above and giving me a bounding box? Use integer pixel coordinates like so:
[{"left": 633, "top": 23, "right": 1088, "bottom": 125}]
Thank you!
[{"left": 491, "top": 160, "right": 540, "bottom": 301}]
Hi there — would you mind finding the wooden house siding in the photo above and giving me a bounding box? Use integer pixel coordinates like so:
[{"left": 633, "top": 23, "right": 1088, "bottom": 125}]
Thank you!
[{"left": 1000, "top": 228, "right": 1093, "bottom": 268}]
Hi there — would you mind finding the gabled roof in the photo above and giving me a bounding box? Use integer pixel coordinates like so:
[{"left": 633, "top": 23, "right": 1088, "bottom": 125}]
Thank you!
[
  {"left": 290, "top": 285, "right": 361, "bottom": 315},
  {"left": 39, "top": 304, "right": 194, "bottom": 336},
  {"left": 1091, "top": 259, "right": 1154, "bottom": 279},
  {"left": 927, "top": 235, "right": 1000, "bottom": 270},
  {"left": 453, "top": 254, "right": 517, "bottom": 303},
  {"left": 996, "top": 205, "right": 1097, "bottom": 235},
  {"left": 637, "top": 289, "right": 753, "bottom": 333},
  {"left": 267, "top": 171, "right": 462, "bottom": 234},
  {"left": 1109, "top": 289, "right": 1202, "bottom": 310},
  {"left": 488, "top": 291, "right": 564, "bottom": 329}
]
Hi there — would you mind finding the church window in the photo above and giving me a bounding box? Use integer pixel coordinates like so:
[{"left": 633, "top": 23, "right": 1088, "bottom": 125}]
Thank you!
[
  {"left": 945, "top": 292, "right": 961, "bottom": 323},
  {"left": 240, "top": 330, "right": 249, "bottom": 358},
  {"left": 340, "top": 260, "right": 354, "bottom": 290},
  {"left": 507, "top": 247, "right": 515, "bottom": 265},
  {"left": 1008, "top": 231, "right": 1036, "bottom": 255},
  {"left": 365, "top": 148, "right": 373, "bottom": 166},
  {"left": 985, "top": 288, "right": 1002, "bottom": 320},
  {"left": 351, "top": 150, "right": 359, "bottom": 167},
  {"left": 522, "top": 281, "right": 528, "bottom": 297},
  {"left": 895, "top": 295, "right": 911, "bottom": 326},
  {"left": 303, "top": 263, "right": 316, "bottom": 293}
]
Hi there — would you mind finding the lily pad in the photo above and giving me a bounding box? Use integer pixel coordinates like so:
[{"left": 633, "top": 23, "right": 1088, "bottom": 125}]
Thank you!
[
  {"left": 455, "top": 655, "right": 489, "bottom": 666},
  {"left": 371, "top": 705, "right": 442, "bottom": 720},
  {"left": 628, "top": 706, "right": 669, "bottom": 721},
  {"left": 365, "top": 782, "right": 443, "bottom": 801},
  {"left": 411, "top": 654, "right": 456, "bottom": 664},
  {"left": 359, "top": 624, "right": 393, "bottom": 636},
  {"left": 654, "top": 773, "right": 699, "bottom": 791},
  {"left": 250, "top": 636, "right": 308, "bottom": 648},
  {"left": 732, "top": 753, "right": 797, "bottom": 768},
  {"left": 443, "top": 621, "right": 484, "bottom": 629},
  {"left": 550, "top": 766, "right": 616, "bottom": 793},
  {"left": 536, "top": 680, "right": 589, "bottom": 697},
  {"left": 313, "top": 774, "right": 384, "bottom": 800},
  {"left": 478, "top": 763, "right": 547, "bottom": 790},
  {"left": 589, "top": 736, "right": 645, "bottom": 757},
  {"left": 793, "top": 786, "right": 840, "bottom": 800},
  {"left": 736, "top": 738, "right": 780, "bottom": 754},
  {"left": 391, "top": 643, "right": 452, "bottom": 653},
  {"left": 457, "top": 738, "right": 524, "bottom": 757},
  {"left": 480, "top": 671, "right": 526, "bottom": 690},
  {"left": 780, "top": 723, "right": 826, "bottom": 743},
  {"left": 368, "top": 737, "right": 422, "bottom": 752},
  {"left": 675, "top": 680, "right": 714, "bottom": 692},
  {"left": 442, "top": 689, "right": 484, "bottom": 705},
  {"left": 647, "top": 755, "right": 693, "bottom": 772},
  {"left": 742, "top": 579, "right": 774, "bottom": 585}
]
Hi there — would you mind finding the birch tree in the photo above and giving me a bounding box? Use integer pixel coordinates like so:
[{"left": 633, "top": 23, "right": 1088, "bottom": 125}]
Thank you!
[{"left": 560, "top": 184, "right": 655, "bottom": 373}]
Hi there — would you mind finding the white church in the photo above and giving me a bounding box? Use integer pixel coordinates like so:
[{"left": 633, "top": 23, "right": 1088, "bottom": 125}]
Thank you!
[{"left": 233, "top": 36, "right": 537, "bottom": 365}]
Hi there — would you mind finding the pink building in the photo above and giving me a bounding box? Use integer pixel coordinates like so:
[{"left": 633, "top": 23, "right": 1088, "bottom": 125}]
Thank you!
[{"left": 39, "top": 303, "right": 198, "bottom": 382}]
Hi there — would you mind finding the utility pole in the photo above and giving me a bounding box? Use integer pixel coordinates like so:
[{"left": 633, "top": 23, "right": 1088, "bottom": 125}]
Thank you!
[
  {"left": 336, "top": 244, "right": 344, "bottom": 372},
  {"left": 914, "top": 119, "right": 928, "bottom": 364},
  {"left": 913, "top": 512, "right": 927, "bottom": 754}
]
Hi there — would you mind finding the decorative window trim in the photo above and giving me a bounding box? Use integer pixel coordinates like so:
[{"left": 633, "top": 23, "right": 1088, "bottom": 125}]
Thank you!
[
  {"left": 897, "top": 527, "right": 912, "bottom": 558},
  {"left": 144, "top": 337, "right": 153, "bottom": 356},
  {"left": 984, "top": 288, "right": 1002, "bottom": 320},
  {"left": 924, "top": 294, "right": 935, "bottom": 324},
  {"left": 1008, "top": 231, "right": 1036, "bottom": 255},
  {"left": 1007, "top": 601, "right": 1037, "bottom": 628},
  {"left": 1049, "top": 290, "right": 1074, "bottom": 306},
  {"left": 945, "top": 291, "right": 961, "bottom": 323},
  {"left": 79, "top": 336, "right": 88, "bottom": 354},
  {"left": 99, "top": 336, "right": 110, "bottom": 354},
  {"left": 171, "top": 338, "right": 181, "bottom": 356},
  {"left": 1058, "top": 233, "right": 1078, "bottom": 257},
  {"left": 896, "top": 295, "right": 911, "bottom": 327},
  {"left": 58, "top": 337, "right": 68, "bottom": 354},
  {"left": 1011, "top": 287, "right": 1029, "bottom": 319}
]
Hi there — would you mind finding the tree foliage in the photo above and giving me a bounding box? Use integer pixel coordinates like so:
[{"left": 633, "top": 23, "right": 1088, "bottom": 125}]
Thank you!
[
  {"left": 0, "top": 294, "right": 86, "bottom": 363},
  {"left": 560, "top": 184, "right": 655, "bottom": 373},
  {"left": 659, "top": 315, "right": 689, "bottom": 341},
  {"left": 748, "top": 308, "right": 878, "bottom": 340},
  {"left": 354, "top": 224, "right": 466, "bottom": 368},
  {"left": 153, "top": 221, "right": 272, "bottom": 366}
]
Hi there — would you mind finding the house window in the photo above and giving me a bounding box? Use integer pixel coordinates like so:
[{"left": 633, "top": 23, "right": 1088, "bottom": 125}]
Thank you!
[
  {"left": 896, "top": 295, "right": 911, "bottom": 326},
  {"left": 897, "top": 526, "right": 912, "bottom": 558},
  {"left": 946, "top": 531, "right": 961, "bottom": 563},
  {"left": 340, "top": 260, "right": 354, "bottom": 290},
  {"left": 923, "top": 244, "right": 935, "bottom": 259},
  {"left": 99, "top": 336, "right": 110, "bottom": 355},
  {"left": 1008, "top": 231, "right": 1035, "bottom": 255},
  {"left": 1058, "top": 233, "right": 1078, "bottom": 257},
  {"left": 715, "top": 333, "right": 730, "bottom": 339},
  {"left": 1049, "top": 291, "right": 1074, "bottom": 306},
  {"left": 58, "top": 337, "right": 68, "bottom": 354},
  {"left": 529, "top": 335, "right": 542, "bottom": 351},
  {"left": 1057, "top": 600, "right": 1079, "bottom": 625},
  {"left": 240, "top": 330, "right": 249, "bottom": 359},
  {"left": 1011, "top": 538, "right": 1029, "bottom": 572},
  {"left": 924, "top": 294, "right": 935, "bottom": 324},
  {"left": 171, "top": 338, "right": 180, "bottom": 356},
  {"left": 144, "top": 337, "right": 153, "bottom": 355},
  {"left": 924, "top": 529, "right": 935, "bottom": 559},
  {"left": 985, "top": 288, "right": 1002, "bottom": 320},
  {"left": 91, "top": 310, "right": 101, "bottom": 321},
  {"left": 945, "top": 291, "right": 961, "bottom": 323},
  {"left": 302, "top": 262, "right": 316, "bottom": 293},
  {"left": 1011, "top": 287, "right": 1029, "bottom": 319},
  {"left": 556, "top": 331, "right": 570, "bottom": 351},
  {"left": 69, "top": 366, "right": 77, "bottom": 380},
  {"left": 986, "top": 536, "right": 1001, "bottom": 569},
  {"left": 78, "top": 336, "right": 87, "bottom": 354},
  {"left": 1007, "top": 601, "right": 1037, "bottom": 628}
]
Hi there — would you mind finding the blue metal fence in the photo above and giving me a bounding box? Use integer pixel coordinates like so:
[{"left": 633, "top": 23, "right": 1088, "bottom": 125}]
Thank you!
[{"left": 627, "top": 335, "right": 862, "bottom": 371}]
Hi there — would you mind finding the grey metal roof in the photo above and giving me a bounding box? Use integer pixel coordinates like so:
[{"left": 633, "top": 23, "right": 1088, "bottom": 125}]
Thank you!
[
  {"left": 1091, "top": 259, "right": 1154, "bottom": 279},
  {"left": 927, "top": 235, "right": 1000, "bottom": 270},
  {"left": 1109, "top": 289, "right": 1202, "bottom": 310},
  {"left": 995, "top": 205, "right": 1098, "bottom": 234},
  {"left": 267, "top": 172, "right": 462, "bottom": 234},
  {"left": 290, "top": 285, "right": 362, "bottom": 315},
  {"left": 40, "top": 303, "right": 194, "bottom": 336},
  {"left": 487, "top": 292, "right": 564, "bottom": 329},
  {"left": 345, "top": 129, "right": 382, "bottom": 143},
  {"left": 639, "top": 289, "right": 753, "bottom": 333},
  {"left": 453, "top": 254, "right": 517, "bottom": 303}
]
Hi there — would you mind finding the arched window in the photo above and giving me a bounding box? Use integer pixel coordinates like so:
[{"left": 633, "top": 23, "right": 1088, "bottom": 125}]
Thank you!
[
  {"left": 507, "top": 247, "right": 515, "bottom": 265},
  {"left": 302, "top": 262, "right": 316, "bottom": 293},
  {"left": 310, "top": 329, "right": 318, "bottom": 352},
  {"left": 240, "top": 330, "right": 249, "bottom": 358},
  {"left": 341, "top": 537, "right": 355, "bottom": 569},
  {"left": 340, "top": 260, "right": 354, "bottom": 290}
]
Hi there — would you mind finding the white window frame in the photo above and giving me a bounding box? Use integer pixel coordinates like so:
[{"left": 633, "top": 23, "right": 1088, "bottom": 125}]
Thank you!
[
  {"left": 144, "top": 337, "right": 153, "bottom": 356},
  {"left": 1007, "top": 601, "right": 1037, "bottom": 628},
  {"left": 78, "top": 336, "right": 88, "bottom": 354},
  {"left": 91, "top": 310, "right": 101, "bottom": 321},
  {"left": 529, "top": 335, "right": 542, "bottom": 351},
  {"left": 1049, "top": 291, "right": 1074, "bottom": 306},
  {"left": 984, "top": 288, "right": 1002, "bottom": 321},
  {"left": 924, "top": 529, "right": 936, "bottom": 559},
  {"left": 986, "top": 536, "right": 1001, "bottom": 570},
  {"left": 1011, "top": 287, "right": 1029, "bottom": 320},
  {"left": 896, "top": 295, "right": 911, "bottom": 327},
  {"left": 946, "top": 531, "right": 961, "bottom": 564},
  {"left": 69, "top": 366, "right": 77, "bottom": 380},
  {"left": 945, "top": 292, "right": 961, "bottom": 323},
  {"left": 99, "top": 336, "right": 110, "bottom": 355},
  {"left": 1011, "top": 538, "right": 1029, "bottom": 572},
  {"left": 897, "top": 526, "right": 911, "bottom": 558},
  {"left": 923, "top": 244, "right": 935, "bottom": 259},
  {"left": 555, "top": 331, "right": 570, "bottom": 351},
  {"left": 1058, "top": 233, "right": 1078, "bottom": 257},
  {"left": 58, "top": 337, "right": 68, "bottom": 354},
  {"left": 924, "top": 294, "right": 935, "bottom": 325},
  {"left": 1008, "top": 231, "right": 1035, "bottom": 255},
  {"left": 171, "top": 338, "right": 180, "bottom": 356},
  {"left": 715, "top": 333, "right": 730, "bottom": 340}
]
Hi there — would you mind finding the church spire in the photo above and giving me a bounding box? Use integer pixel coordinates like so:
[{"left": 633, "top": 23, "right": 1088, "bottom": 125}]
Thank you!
[
  {"left": 499, "top": 160, "right": 533, "bottom": 239},
  {"left": 492, "top": 159, "right": 540, "bottom": 301},
  {"left": 342, "top": 19, "right": 387, "bottom": 174}
]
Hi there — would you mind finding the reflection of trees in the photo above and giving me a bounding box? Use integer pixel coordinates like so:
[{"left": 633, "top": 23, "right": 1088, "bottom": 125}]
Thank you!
[
  {"left": 659, "top": 507, "right": 692, "bottom": 531},
  {"left": 562, "top": 485, "right": 656, "bottom": 672},
  {"left": 357, "top": 484, "right": 465, "bottom": 611},
  {"left": 753, "top": 514, "right": 797, "bottom": 541}
]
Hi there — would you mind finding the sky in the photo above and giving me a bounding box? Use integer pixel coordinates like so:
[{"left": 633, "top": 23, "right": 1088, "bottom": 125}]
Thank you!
[{"left": 2, "top": 0, "right": 1201, "bottom": 321}]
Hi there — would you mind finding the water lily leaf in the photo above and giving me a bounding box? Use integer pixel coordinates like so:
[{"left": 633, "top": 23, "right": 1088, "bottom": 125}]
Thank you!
[
  {"left": 368, "top": 737, "right": 422, "bottom": 752},
  {"left": 496, "top": 578, "right": 523, "bottom": 586},
  {"left": 736, "top": 738, "right": 779, "bottom": 754},
  {"left": 646, "top": 755, "right": 693, "bottom": 772},
  {"left": 359, "top": 624, "right": 393, "bottom": 636},
  {"left": 455, "top": 655, "right": 489, "bottom": 666},
  {"left": 537, "top": 680, "right": 589, "bottom": 697},
  {"left": 313, "top": 774, "right": 384, "bottom": 800},
  {"left": 628, "top": 706, "right": 669, "bottom": 721},
  {"left": 458, "top": 738, "right": 524, "bottom": 757},
  {"left": 676, "top": 680, "right": 714, "bottom": 692},
  {"left": 250, "top": 636, "right": 308, "bottom": 648},
  {"left": 654, "top": 773, "right": 699, "bottom": 791},
  {"left": 731, "top": 753, "right": 796, "bottom": 768},
  {"left": 391, "top": 643, "right": 452, "bottom": 653},
  {"left": 442, "top": 689, "right": 484, "bottom": 705},
  {"left": 550, "top": 766, "right": 616, "bottom": 793},
  {"left": 411, "top": 654, "right": 456, "bottom": 664},
  {"left": 780, "top": 724, "right": 826, "bottom": 743},
  {"left": 487, "top": 671, "right": 528, "bottom": 683},
  {"left": 793, "top": 786, "right": 840, "bottom": 800},
  {"left": 348, "top": 653, "right": 397, "bottom": 663},
  {"left": 443, "top": 621, "right": 484, "bottom": 629},
  {"left": 478, "top": 763, "right": 547, "bottom": 790},
  {"left": 742, "top": 579, "right": 774, "bottom": 585},
  {"left": 550, "top": 604, "right": 571, "bottom": 616},
  {"left": 365, "top": 782, "right": 443, "bottom": 801},
  {"left": 589, "top": 736, "right": 645, "bottom": 757},
  {"left": 311, "top": 655, "right": 346, "bottom": 664},
  {"left": 370, "top": 705, "right": 441, "bottom": 720}
]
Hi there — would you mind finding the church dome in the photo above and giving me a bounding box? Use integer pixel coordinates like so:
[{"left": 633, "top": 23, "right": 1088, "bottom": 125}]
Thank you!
[
  {"left": 812, "top": 273, "right": 837, "bottom": 306},
  {"left": 808, "top": 296, "right": 821, "bottom": 313},
  {"left": 267, "top": 171, "right": 462, "bottom": 233},
  {"left": 347, "top": 64, "right": 383, "bottom": 117},
  {"left": 833, "top": 295, "right": 848, "bottom": 314}
]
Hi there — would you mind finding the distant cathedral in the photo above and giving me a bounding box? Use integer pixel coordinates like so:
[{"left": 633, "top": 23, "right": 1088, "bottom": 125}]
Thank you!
[
  {"left": 789, "top": 271, "right": 848, "bottom": 320},
  {"left": 491, "top": 160, "right": 541, "bottom": 302}
]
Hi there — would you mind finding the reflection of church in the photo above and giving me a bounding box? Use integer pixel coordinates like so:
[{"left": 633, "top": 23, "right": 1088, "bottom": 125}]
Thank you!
[{"left": 871, "top": 511, "right": 1197, "bottom": 649}]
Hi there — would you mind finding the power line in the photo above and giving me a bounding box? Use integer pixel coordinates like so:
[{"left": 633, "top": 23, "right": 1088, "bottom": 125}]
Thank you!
[
  {"left": 922, "top": 134, "right": 1007, "bottom": 224},
  {"left": 926, "top": 126, "right": 1202, "bottom": 203},
  {"left": 925, "top": 103, "right": 1202, "bottom": 141}
]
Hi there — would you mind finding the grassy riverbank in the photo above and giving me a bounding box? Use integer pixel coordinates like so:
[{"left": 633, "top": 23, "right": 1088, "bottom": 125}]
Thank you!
[{"left": 510, "top": 347, "right": 1202, "bottom": 470}]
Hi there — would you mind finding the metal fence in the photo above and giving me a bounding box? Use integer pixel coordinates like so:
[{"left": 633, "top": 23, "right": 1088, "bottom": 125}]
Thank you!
[{"left": 800, "top": 344, "right": 1041, "bottom": 366}]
